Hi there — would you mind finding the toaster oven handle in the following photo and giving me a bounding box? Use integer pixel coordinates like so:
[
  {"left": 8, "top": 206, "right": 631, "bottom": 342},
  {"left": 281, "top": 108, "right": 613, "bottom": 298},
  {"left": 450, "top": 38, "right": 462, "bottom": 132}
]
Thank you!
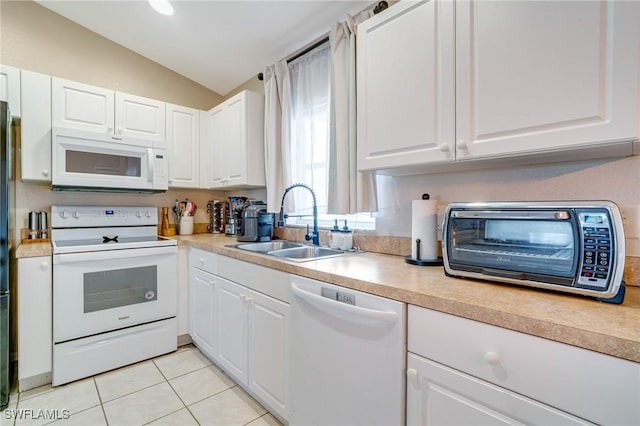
[
  {"left": 147, "top": 148, "right": 155, "bottom": 183},
  {"left": 481, "top": 268, "right": 527, "bottom": 280},
  {"left": 451, "top": 210, "right": 571, "bottom": 220}
]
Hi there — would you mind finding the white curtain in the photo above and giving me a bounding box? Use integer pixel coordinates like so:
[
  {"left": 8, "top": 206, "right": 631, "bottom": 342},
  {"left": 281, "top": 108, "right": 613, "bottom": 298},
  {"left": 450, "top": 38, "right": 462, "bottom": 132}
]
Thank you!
[
  {"left": 287, "top": 44, "right": 332, "bottom": 214},
  {"left": 327, "top": 12, "right": 378, "bottom": 214},
  {"left": 263, "top": 61, "right": 293, "bottom": 212}
]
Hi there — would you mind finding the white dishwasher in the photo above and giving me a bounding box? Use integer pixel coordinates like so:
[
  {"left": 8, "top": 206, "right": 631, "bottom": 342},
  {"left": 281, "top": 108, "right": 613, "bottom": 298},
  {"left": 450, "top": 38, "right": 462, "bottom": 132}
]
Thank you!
[{"left": 290, "top": 275, "right": 406, "bottom": 426}]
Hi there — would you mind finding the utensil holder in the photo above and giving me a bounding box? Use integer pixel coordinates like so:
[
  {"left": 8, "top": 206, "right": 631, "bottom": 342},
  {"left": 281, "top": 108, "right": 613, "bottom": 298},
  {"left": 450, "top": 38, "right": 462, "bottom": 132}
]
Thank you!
[{"left": 178, "top": 216, "right": 194, "bottom": 235}]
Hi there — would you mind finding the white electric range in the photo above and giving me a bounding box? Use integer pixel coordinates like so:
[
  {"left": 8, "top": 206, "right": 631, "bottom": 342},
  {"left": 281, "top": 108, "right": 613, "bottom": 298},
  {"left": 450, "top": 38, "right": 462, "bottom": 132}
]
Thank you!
[{"left": 51, "top": 206, "right": 177, "bottom": 386}]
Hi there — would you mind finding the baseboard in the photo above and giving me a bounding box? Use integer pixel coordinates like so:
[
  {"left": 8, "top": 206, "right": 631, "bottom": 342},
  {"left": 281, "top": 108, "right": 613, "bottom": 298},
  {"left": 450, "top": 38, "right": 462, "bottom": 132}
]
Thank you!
[
  {"left": 19, "top": 371, "right": 52, "bottom": 392},
  {"left": 177, "top": 334, "right": 193, "bottom": 346}
]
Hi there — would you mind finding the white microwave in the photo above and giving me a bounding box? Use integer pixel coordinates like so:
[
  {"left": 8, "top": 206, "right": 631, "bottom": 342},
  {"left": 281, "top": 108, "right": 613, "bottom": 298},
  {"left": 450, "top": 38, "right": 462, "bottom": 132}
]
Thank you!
[{"left": 52, "top": 127, "right": 168, "bottom": 192}]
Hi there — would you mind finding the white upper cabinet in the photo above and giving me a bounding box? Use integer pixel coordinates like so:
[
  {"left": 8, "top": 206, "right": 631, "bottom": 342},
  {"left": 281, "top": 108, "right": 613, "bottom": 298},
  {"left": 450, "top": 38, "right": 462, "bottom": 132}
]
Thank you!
[
  {"left": 357, "top": 0, "right": 455, "bottom": 171},
  {"left": 357, "top": 0, "right": 640, "bottom": 173},
  {"left": 52, "top": 78, "right": 114, "bottom": 133},
  {"left": 456, "top": 0, "right": 640, "bottom": 160},
  {"left": 201, "top": 90, "right": 265, "bottom": 189},
  {"left": 21, "top": 70, "right": 52, "bottom": 182},
  {"left": 0, "top": 64, "right": 21, "bottom": 117},
  {"left": 167, "top": 104, "right": 200, "bottom": 188},
  {"left": 52, "top": 77, "right": 165, "bottom": 147}
]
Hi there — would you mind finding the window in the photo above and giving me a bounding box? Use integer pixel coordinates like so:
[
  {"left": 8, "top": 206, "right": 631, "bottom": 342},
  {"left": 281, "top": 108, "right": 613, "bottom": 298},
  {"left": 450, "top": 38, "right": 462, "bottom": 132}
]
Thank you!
[{"left": 286, "top": 42, "right": 375, "bottom": 230}]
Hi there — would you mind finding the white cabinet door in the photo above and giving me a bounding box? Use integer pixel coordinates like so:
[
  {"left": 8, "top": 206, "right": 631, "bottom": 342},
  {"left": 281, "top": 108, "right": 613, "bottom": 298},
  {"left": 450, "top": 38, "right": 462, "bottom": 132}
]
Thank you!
[
  {"left": 357, "top": 0, "right": 455, "bottom": 171},
  {"left": 203, "top": 105, "right": 226, "bottom": 188},
  {"left": 224, "top": 96, "right": 246, "bottom": 187},
  {"left": 407, "top": 353, "right": 593, "bottom": 426},
  {"left": 248, "top": 288, "right": 289, "bottom": 421},
  {"left": 20, "top": 70, "right": 52, "bottom": 182},
  {"left": 52, "top": 78, "right": 115, "bottom": 134},
  {"left": 18, "top": 257, "right": 52, "bottom": 391},
  {"left": 456, "top": 0, "right": 640, "bottom": 159},
  {"left": 216, "top": 276, "right": 248, "bottom": 385},
  {"left": 0, "top": 64, "right": 21, "bottom": 117},
  {"left": 200, "top": 90, "right": 264, "bottom": 189},
  {"left": 167, "top": 104, "right": 200, "bottom": 188},
  {"left": 115, "top": 92, "right": 166, "bottom": 147},
  {"left": 189, "top": 267, "right": 216, "bottom": 360}
]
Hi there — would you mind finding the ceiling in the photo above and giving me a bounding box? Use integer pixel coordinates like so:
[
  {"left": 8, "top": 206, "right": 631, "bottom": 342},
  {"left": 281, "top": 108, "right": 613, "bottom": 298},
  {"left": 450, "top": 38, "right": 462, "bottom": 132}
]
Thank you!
[{"left": 36, "top": 0, "right": 369, "bottom": 96}]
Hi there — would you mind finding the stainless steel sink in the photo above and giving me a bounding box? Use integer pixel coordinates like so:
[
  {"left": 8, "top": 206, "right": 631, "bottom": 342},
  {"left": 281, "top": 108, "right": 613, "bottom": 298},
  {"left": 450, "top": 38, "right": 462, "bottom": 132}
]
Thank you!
[
  {"left": 228, "top": 241, "right": 349, "bottom": 261},
  {"left": 268, "top": 246, "right": 346, "bottom": 261},
  {"left": 230, "top": 241, "right": 304, "bottom": 253}
]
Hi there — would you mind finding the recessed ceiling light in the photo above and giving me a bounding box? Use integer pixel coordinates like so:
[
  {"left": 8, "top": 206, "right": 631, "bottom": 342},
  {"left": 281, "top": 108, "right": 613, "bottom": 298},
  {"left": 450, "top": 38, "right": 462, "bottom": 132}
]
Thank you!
[{"left": 148, "top": 0, "right": 174, "bottom": 16}]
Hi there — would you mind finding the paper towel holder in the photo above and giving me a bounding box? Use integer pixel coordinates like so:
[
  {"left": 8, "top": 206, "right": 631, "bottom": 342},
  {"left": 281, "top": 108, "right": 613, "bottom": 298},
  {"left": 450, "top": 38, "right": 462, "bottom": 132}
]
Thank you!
[{"left": 405, "top": 238, "right": 444, "bottom": 266}]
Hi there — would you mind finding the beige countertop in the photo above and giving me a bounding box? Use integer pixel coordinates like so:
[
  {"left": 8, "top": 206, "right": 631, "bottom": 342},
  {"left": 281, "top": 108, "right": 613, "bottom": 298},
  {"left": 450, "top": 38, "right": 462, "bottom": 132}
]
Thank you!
[
  {"left": 176, "top": 234, "right": 640, "bottom": 363},
  {"left": 15, "top": 235, "right": 639, "bottom": 362}
]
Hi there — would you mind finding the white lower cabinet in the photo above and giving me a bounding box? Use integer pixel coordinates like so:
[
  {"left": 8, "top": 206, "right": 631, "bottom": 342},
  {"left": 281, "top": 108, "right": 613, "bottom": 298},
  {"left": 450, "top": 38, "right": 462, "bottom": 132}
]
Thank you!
[
  {"left": 188, "top": 249, "right": 289, "bottom": 421},
  {"left": 17, "top": 256, "right": 52, "bottom": 391},
  {"left": 407, "top": 353, "right": 591, "bottom": 425},
  {"left": 189, "top": 267, "right": 216, "bottom": 358},
  {"left": 408, "top": 305, "right": 640, "bottom": 425},
  {"left": 216, "top": 276, "right": 248, "bottom": 385}
]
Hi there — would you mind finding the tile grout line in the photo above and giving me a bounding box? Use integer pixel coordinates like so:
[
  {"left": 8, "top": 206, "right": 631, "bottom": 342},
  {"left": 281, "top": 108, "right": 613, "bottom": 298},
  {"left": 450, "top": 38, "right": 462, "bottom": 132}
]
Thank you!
[
  {"left": 91, "top": 377, "right": 110, "bottom": 426},
  {"left": 149, "top": 355, "right": 201, "bottom": 426}
]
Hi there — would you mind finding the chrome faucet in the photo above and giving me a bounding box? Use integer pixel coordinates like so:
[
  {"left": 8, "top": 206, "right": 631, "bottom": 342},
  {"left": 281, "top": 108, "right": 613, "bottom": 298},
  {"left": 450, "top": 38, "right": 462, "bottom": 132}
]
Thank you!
[{"left": 277, "top": 183, "right": 319, "bottom": 246}]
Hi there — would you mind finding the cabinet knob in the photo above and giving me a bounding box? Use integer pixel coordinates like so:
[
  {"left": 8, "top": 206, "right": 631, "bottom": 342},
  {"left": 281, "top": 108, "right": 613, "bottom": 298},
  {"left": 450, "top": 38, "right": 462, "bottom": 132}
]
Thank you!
[
  {"left": 199, "top": 257, "right": 205, "bottom": 263},
  {"left": 107, "top": 127, "right": 113, "bottom": 134},
  {"left": 484, "top": 351, "right": 501, "bottom": 366},
  {"left": 40, "top": 261, "right": 49, "bottom": 269},
  {"left": 406, "top": 368, "right": 418, "bottom": 381},
  {"left": 42, "top": 169, "right": 50, "bottom": 177},
  {"left": 457, "top": 140, "right": 468, "bottom": 150},
  {"left": 438, "top": 143, "right": 450, "bottom": 153}
]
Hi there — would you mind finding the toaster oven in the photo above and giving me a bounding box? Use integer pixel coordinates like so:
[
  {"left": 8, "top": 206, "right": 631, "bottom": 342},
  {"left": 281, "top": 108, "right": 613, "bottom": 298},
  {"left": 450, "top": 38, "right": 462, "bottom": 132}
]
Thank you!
[{"left": 442, "top": 201, "right": 626, "bottom": 302}]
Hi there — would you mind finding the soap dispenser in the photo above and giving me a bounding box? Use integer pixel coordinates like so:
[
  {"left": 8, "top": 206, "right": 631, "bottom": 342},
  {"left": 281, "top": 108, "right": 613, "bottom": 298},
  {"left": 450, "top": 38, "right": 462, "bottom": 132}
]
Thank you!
[
  {"left": 340, "top": 220, "right": 353, "bottom": 251},
  {"left": 329, "top": 219, "right": 343, "bottom": 249}
]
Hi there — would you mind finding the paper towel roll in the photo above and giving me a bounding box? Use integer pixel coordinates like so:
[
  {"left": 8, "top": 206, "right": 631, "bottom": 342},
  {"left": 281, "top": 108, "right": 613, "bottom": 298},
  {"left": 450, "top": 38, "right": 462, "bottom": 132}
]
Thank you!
[{"left": 411, "top": 198, "right": 438, "bottom": 260}]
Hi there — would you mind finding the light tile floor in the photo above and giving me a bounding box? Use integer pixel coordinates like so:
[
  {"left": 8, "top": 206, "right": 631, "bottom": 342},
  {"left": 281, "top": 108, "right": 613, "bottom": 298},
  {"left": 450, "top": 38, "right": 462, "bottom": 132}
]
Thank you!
[{"left": 3, "top": 346, "right": 282, "bottom": 426}]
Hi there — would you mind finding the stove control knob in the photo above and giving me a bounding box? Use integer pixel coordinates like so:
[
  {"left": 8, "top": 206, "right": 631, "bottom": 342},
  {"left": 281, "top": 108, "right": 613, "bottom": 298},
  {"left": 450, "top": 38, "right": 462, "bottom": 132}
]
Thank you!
[
  {"left": 136, "top": 211, "right": 143, "bottom": 218},
  {"left": 60, "top": 210, "right": 69, "bottom": 219},
  {"left": 73, "top": 210, "right": 81, "bottom": 219},
  {"left": 145, "top": 211, "right": 152, "bottom": 218}
]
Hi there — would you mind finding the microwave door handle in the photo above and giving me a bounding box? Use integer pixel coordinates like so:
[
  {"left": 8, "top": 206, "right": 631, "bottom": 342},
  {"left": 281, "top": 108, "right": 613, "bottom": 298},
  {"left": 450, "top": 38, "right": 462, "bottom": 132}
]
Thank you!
[
  {"left": 451, "top": 211, "right": 571, "bottom": 220},
  {"left": 147, "top": 148, "right": 154, "bottom": 183}
]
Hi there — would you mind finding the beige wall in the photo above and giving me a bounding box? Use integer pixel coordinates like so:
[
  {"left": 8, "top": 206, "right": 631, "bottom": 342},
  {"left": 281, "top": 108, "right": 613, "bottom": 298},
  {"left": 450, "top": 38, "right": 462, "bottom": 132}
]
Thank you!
[
  {"left": 0, "top": 0, "right": 239, "bottom": 235},
  {"left": 224, "top": 75, "right": 265, "bottom": 100},
  {"left": 0, "top": 0, "right": 223, "bottom": 109}
]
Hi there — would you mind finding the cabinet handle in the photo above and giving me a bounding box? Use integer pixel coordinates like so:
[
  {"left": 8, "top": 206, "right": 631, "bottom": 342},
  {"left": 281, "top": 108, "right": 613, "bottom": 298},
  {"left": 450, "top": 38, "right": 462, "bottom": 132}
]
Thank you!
[
  {"left": 406, "top": 368, "right": 418, "bottom": 381},
  {"left": 484, "top": 351, "right": 501, "bottom": 366},
  {"left": 42, "top": 169, "right": 49, "bottom": 177},
  {"left": 457, "top": 140, "right": 468, "bottom": 150},
  {"left": 40, "top": 261, "right": 49, "bottom": 269},
  {"left": 438, "top": 143, "right": 450, "bottom": 153}
]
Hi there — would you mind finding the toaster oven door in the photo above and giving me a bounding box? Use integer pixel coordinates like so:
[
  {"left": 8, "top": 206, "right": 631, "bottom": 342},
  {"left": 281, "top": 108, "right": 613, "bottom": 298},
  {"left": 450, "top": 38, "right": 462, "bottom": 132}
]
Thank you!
[{"left": 445, "top": 210, "right": 579, "bottom": 284}]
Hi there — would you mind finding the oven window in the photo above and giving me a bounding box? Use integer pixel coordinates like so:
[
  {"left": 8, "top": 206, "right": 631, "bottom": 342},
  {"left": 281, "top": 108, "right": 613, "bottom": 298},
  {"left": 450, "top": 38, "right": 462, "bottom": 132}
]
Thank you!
[
  {"left": 83, "top": 266, "right": 157, "bottom": 313},
  {"left": 449, "top": 218, "right": 576, "bottom": 276},
  {"left": 66, "top": 150, "right": 142, "bottom": 177}
]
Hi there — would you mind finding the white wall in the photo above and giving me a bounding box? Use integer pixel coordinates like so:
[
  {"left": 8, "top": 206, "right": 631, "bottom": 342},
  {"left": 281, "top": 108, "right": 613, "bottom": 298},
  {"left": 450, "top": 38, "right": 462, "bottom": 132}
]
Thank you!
[{"left": 375, "top": 156, "right": 640, "bottom": 255}]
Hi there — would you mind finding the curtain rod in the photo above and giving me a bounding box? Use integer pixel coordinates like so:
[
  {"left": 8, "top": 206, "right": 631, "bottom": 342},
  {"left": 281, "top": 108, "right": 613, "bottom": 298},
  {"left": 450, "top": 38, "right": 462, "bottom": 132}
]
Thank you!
[
  {"left": 257, "top": 36, "right": 329, "bottom": 81},
  {"left": 256, "top": 1, "right": 389, "bottom": 81}
]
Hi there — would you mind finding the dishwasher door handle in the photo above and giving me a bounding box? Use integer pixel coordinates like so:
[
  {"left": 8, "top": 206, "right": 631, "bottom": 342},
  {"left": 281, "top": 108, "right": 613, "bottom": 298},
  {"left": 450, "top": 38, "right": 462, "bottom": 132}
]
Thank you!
[{"left": 291, "top": 283, "right": 398, "bottom": 323}]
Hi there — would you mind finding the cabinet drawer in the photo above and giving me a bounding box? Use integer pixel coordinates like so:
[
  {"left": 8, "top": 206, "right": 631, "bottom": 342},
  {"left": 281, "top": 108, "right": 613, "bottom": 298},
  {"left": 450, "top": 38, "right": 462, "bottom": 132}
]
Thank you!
[
  {"left": 217, "top": 256, "right": 289, "bottom": 303},
  {"left": 189, "top": 248, "right": 217, "bottom": 275},
  {"left": 408, "top": 305, "right": 640, "bottom": 425}
]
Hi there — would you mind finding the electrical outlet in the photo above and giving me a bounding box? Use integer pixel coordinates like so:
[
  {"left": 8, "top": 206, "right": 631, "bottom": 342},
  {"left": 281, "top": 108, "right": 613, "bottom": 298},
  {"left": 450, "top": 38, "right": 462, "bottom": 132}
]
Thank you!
[{"left": 620, "top": 205, "right": 640, "bottom": 238}]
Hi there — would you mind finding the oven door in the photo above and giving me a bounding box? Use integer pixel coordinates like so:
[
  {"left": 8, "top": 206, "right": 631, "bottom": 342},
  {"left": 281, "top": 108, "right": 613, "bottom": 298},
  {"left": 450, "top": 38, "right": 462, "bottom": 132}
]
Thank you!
[
  {"left": 53, "top": 245, "right": 177, "bottom": 343},
  {"left": 444, "top": 210, "right": 579, "bottom": 284}
]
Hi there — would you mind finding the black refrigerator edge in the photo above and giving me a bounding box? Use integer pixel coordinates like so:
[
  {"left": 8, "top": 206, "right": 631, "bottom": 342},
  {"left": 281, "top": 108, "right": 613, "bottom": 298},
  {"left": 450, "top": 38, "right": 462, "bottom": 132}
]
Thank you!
[{"left": 1, "top": 100, "right": 14, "bottom": 409}]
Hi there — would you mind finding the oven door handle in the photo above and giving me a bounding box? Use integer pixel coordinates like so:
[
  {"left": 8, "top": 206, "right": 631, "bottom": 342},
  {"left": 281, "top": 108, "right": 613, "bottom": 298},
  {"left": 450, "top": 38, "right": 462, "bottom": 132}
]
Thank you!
[{"left": 53, "top": 246, "right": 177, "bottom": 264}]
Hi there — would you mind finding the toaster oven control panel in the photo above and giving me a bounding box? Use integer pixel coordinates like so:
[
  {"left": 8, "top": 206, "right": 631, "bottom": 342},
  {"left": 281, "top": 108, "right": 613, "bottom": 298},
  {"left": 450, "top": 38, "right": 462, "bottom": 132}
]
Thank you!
[{"left": 576, "top": 211, "right": 613, "bottom": 290}]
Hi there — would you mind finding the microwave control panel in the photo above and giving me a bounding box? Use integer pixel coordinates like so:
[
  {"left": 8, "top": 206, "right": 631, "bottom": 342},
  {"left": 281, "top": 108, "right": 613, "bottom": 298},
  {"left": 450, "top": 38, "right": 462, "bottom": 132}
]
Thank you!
[{"left": 576, "top": 210, "right": 613, "bottom": 290}]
